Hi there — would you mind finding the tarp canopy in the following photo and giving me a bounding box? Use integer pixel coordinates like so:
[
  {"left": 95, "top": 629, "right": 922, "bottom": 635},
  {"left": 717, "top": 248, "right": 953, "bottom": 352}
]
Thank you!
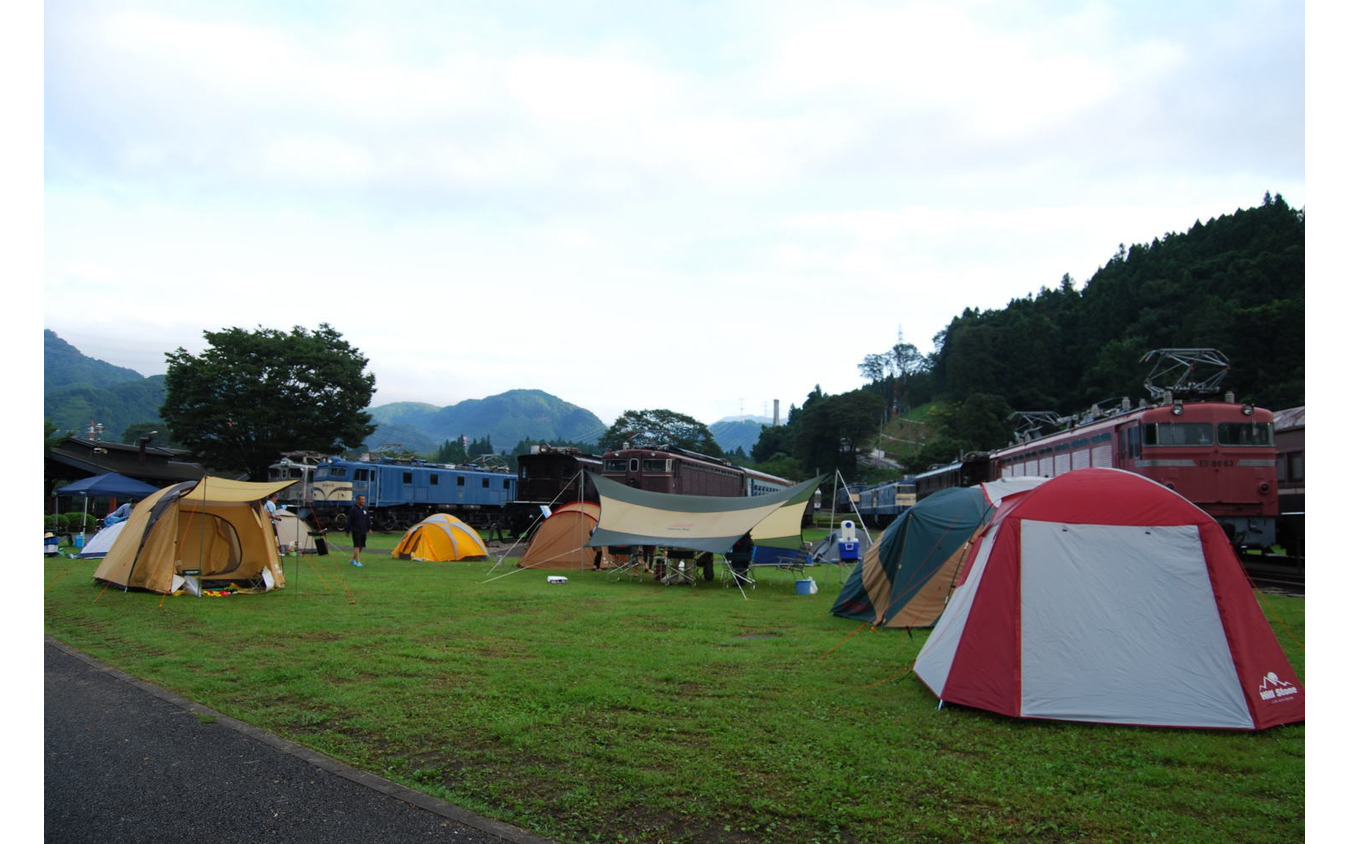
[
  {"left": 58, "top": 472, "right": 159, "bottom": 499},
  {"left": 913, "top": 468, "right": 1304, "bottom": 730},
  {"left": 831, "top": 477, "right": 1046, "bottom": 629},
  {"left": 585, "top": 473, "right": 824, "bottom": 554},
  {"left": 93, "top": 477, "right": 294, "bottom": 594},
  {"left": 392, "top": 513, "right": 489, "bottom": 561},
  {"left": 517, "top": 501, "right": 611, "bottom": 570}
]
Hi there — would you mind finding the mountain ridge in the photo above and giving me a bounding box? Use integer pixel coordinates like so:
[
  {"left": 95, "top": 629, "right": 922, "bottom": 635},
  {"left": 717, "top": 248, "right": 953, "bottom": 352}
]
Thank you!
[{"left": 44, "top": 331, "right": 757, "bottom": 454}]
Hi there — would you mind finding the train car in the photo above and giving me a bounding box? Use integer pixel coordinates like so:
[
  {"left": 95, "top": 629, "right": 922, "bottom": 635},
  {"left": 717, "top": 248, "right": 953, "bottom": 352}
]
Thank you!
[
  {"left": 266, "top": 453, "right": 322, "bottom": 513},
  {"left": 309, "top": 456, "right": 516, "bottom": 532},
  {"left": 988, "top": 396, "right": 1278, "bottom": 548},
  {"left": 600, "top": 445, "right": 748, "bottom": 496},
  {"left": 506, "top": 445, "right": 604, "bottom": 535},
  {"left": 743, "top": 466, "right": 792, "bottom": 496},
  {"left": 1273, "top": 406, "right": 1304, "bottom": 557},
  {"left": 912, "top": 456, "right": 993, "bottom": 501},
  {"left": 853, "top": 480, "right": 918, "bottom": 528}
]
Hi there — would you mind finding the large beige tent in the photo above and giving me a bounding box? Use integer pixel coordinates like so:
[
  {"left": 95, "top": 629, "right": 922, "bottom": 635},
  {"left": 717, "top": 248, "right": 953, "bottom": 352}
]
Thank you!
[
  {"left": 518, "top": 501, "right": 611, "bottom": 570},
  {"left": 93, "top": 477, "right": 295, "bottom": 594}
]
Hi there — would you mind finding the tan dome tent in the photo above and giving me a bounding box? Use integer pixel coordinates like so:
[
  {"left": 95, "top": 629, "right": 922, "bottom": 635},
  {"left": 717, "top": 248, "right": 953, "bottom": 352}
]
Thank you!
[
  {"left": 392, "top": 513, "right": 489, "bottom": 561},
  {"left": 93, "top": 477, "right": 296, "bottom": 594},
  {"left": 518, "top": 501, "right": 611, "bottom": 570},
  {"left": 273, "top": 509, "right": 319, "bottom": 554}
]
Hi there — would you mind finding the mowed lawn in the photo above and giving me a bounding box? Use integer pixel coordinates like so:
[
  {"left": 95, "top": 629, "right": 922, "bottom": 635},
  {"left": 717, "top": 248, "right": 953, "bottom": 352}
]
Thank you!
[{"left": 44, "top": 533, "right": 1306, "bottom": 844}]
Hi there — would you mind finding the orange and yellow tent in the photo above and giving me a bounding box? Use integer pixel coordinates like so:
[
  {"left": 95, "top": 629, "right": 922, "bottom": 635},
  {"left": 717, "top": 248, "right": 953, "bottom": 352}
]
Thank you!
[{"left": 392, "top": 513, "right": 489, "bottom": 561}]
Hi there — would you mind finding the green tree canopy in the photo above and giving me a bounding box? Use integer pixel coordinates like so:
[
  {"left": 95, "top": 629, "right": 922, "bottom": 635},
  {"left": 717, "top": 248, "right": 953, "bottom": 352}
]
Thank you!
[
  {"left": 161, "top": 324, "right": 377, "bottom": 479},
  {"left": 598, "top": 409, "right": 724, "bottom": 458},
  {"left": 793, "top": 388, "right": 883, "bottom": 477}
]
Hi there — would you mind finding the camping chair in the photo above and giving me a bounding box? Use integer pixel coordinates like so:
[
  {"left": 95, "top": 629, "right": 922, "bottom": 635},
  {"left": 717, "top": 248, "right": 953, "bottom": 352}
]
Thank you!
[
  {"left": 658, "top": 548, "right": 698, "bottom": 586},
  {"left": 721, "top": 555, "right": 755, "bottom": 590},
  {"left": 605, "top": 546, "right": 648, "bottom": 582}
]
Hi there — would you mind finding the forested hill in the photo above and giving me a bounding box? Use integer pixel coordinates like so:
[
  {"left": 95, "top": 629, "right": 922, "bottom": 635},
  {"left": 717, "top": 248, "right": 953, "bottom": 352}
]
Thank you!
[{"left": 929, "top": 194, "right": 1304, "bottom": 414}]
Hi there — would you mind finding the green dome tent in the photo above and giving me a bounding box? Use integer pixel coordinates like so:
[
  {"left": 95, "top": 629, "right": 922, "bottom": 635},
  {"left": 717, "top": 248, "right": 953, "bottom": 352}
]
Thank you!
[{"left": 832, "top": 478, "right": 1045, "bottom": 629}]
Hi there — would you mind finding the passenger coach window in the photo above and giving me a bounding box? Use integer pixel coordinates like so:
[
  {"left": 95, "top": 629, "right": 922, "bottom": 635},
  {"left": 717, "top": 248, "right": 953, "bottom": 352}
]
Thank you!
[
  {"left": 1143, "top": 423, "right": 1214, "bottom": 446},
  {"left": 1217, "top": 422, "right": 1274, "bottom": 446}
]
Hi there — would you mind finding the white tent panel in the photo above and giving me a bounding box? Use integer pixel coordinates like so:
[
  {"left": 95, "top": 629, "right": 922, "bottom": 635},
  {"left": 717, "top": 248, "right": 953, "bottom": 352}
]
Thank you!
[
  {"left": 1019, "top": 521, "right": 1253, "bottom": 728},
  {"left": 912, "top": 522, "right": 1003, "bottom": 697}
]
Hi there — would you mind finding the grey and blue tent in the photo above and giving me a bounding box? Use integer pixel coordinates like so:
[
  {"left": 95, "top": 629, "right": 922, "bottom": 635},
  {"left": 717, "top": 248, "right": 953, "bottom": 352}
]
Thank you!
[{"left": 831, "top": 478, "right": 1045, "bottom": 629}]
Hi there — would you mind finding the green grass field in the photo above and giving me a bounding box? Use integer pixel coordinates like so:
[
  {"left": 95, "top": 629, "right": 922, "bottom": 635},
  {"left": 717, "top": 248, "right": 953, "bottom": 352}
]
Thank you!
[{"left": 44, "top": 534, "right": 1305, "bottom": 844}]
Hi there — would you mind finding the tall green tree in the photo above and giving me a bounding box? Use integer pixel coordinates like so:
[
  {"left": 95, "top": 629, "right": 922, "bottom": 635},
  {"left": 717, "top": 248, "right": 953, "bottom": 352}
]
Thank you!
[
  {"left": 793, "top": 388, "right": 883, "bottom": 477},
  {"left": 161, "top": 324, "right": 376, "bottom": 479},
  {"left": 598, "top": 409, "right": 724, "bottom": 457}
]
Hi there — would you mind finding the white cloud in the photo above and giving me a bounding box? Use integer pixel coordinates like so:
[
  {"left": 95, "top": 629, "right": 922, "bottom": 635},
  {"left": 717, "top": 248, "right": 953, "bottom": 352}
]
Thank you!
[{"left": 43, "top": 0, "right": 1306, "bottom": 428}]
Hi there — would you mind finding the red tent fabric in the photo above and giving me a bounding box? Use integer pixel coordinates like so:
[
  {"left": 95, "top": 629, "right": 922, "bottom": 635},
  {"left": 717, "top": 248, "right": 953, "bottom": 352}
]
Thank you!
[{"left": 914, "top": 468, "right": 1303, "bottom": 730}]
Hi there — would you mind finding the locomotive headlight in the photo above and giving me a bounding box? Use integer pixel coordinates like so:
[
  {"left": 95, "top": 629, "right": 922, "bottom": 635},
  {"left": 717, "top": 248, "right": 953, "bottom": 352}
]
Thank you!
[
  {"left": 1242, "top": 404, "right": 1255, "bottom": 416},
  {"left": 1259, "top": 483, "right": 1270, "bottom": 494},
  {"left": 1171, "top": 402, "right": 1184, "bottom": 416}
]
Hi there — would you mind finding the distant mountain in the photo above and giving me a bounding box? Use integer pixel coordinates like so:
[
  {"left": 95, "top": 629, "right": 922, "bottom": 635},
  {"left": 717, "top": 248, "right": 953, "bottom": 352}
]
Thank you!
[
  {"left": 367, "top": 390, "right": 608, "bottom": 452},
  {"left": 44, "top": 330, "right": 145, "bottom": 391},
  {"left": 44, "top": 330, "right": 166, "bottom": 439},
  {"left": 45, "top": 332, "right": 748, "bottom": 457},
  {"left": 709, "top": 416, "right": 774, "bottom": 456}
]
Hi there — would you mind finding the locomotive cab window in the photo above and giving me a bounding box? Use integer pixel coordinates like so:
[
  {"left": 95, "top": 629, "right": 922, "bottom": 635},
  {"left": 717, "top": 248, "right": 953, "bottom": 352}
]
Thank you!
[
  {"left": 642, "top": 459, "right": 671, "bottom": 472},
  {"left": 457, "top": 476, "right": 466, "bottom": 487},
  {"left": 1143, "top": 422, "right": 1214, "bottom": 446},
  {"left": 1217, "top": 422, "right": 1274, "bottom": 446},
  {"left": 481, "top": 477, "right": 490, "bottom": 488},
  {"left": 402, "top": 472, "right": 413, "bottom": 484},
  {"left": 603, "top": 459, "right": 627, "bottom": 472},
  {"left": 430, "top": 474, "right": 439, "bottom": 485}
]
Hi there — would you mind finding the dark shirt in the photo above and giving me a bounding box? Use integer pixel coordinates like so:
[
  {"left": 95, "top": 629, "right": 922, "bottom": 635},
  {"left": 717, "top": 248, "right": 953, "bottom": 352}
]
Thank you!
[{"left": 346, "top": 502, "right": 371, "bottom": 533}]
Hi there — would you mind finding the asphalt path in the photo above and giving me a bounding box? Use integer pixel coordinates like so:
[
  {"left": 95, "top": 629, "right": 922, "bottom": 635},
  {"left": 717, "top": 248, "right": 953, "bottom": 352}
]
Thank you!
[{"left": 44, "top": 637, "right": 554, "bottom": 844}]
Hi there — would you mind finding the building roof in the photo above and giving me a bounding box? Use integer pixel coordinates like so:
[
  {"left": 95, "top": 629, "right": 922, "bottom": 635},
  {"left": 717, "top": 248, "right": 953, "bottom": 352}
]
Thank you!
[{"left": 47, "top": 437, "right": 207, "bottom": 489}]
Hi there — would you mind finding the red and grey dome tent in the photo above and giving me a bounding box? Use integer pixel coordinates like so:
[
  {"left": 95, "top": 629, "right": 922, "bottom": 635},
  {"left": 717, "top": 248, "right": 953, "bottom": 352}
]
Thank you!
[{"left": 913, "top": 468, "right": 1303, "bottom": 730}]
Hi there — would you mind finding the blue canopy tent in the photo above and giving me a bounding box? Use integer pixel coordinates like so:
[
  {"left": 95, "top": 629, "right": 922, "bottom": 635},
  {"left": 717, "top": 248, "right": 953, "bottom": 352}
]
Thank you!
[{"left": 57, "top": 473, "right": 161, "bottom": 543}]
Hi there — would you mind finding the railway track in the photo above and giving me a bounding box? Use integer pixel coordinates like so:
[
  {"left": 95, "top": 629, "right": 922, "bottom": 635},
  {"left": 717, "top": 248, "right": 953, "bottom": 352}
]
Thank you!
[{"left": 1241, "top": 552, "right": 1304, "bottom": 595}]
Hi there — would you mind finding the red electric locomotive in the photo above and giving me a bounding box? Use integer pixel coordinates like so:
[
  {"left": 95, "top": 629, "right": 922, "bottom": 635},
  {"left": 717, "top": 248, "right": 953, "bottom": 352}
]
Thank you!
[{"left": 977, "top": 350, "right": 1280, "bottom": 548}]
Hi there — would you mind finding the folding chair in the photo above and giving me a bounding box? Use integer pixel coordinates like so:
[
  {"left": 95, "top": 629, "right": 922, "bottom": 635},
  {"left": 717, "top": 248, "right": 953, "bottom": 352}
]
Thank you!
[
  {"left": 605, "top": 546, "right": 647, "bottom": 581},
  {"left": 658, "top": 548, "right": 699, "bottom": 586}
]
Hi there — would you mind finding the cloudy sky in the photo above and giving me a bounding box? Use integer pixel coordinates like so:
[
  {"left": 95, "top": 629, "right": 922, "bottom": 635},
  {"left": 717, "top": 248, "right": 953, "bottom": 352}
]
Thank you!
[{"left": 41, "top": 0, "right": 1309, "bottom": 427}]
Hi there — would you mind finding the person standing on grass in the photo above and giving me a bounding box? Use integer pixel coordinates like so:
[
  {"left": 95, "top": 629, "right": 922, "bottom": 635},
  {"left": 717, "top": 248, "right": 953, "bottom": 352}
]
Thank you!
[
  {"left": 264, "top": 492, "right": 284, "bottom": 554},
  {"left": 346, "top": 494, "right": 370, "bottom": 567}
]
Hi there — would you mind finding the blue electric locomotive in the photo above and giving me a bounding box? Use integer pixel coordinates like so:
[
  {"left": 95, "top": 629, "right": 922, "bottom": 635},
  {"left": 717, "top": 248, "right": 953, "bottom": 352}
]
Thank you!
[{"left": 307, "top": 456, "right": 516, "bottom": 532}]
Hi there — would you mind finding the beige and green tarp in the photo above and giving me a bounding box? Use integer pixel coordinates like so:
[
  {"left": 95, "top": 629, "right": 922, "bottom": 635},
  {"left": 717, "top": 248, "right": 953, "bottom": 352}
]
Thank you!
[{"left": 585, "top": 472, "right": 822, "bottom": 554}]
